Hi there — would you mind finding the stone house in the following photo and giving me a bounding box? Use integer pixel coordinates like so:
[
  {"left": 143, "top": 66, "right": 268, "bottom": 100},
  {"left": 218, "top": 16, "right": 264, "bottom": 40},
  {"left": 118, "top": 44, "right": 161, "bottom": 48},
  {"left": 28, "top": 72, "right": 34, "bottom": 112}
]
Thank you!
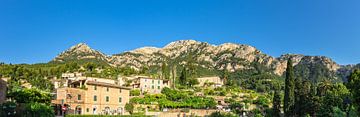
[
  {"left": 131, "top": 76, "right": 170, "bottom": 94},
  {"left": 52, "top": 73, "right": 131, "bottom": 115}
]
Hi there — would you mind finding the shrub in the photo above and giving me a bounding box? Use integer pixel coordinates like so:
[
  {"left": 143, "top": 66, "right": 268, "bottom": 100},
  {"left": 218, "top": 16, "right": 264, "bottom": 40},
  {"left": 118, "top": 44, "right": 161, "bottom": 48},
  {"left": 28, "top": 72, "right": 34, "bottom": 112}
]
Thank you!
[
  {"left": 130, "top": 89, "right": 141, "bottom": 96},
  {"left": 125, "top": 103, "right": 134, "bottom": 114},
  {"left": 24, "top": 102, "right": 54, "bottom": 117}
]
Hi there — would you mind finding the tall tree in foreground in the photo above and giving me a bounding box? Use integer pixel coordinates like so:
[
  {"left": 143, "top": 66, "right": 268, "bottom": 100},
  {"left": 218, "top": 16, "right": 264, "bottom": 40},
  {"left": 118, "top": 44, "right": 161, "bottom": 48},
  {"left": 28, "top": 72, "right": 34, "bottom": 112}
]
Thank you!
[
  {"left": 284, "top": 58, "right": 295, "bottom": 117},
  {"left": 347, "top": 69, "right": 360, "bottom": 116}
]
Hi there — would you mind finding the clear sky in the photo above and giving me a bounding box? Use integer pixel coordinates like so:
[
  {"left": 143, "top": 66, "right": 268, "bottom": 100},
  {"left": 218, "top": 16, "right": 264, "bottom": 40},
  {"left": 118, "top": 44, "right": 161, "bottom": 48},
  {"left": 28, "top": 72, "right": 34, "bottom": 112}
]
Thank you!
[{"left": 0, "top": 0, "right": 359, "bottom": 65}]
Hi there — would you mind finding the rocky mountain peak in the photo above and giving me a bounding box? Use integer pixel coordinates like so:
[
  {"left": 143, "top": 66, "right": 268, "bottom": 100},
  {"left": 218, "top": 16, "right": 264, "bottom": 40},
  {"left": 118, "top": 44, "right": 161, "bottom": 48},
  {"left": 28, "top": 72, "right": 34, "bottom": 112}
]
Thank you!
[
  {"left": 164, "top": 40, "right": 202, "bottom": 49},
  {"left": 68, "top": 43, "right": 93, "bottom": 53},
  {"left": 52, "top": 43, "right": 108, "bottom": 62},
  {"left": 131, "top": 47, "right": 161, "bottom": 55}
]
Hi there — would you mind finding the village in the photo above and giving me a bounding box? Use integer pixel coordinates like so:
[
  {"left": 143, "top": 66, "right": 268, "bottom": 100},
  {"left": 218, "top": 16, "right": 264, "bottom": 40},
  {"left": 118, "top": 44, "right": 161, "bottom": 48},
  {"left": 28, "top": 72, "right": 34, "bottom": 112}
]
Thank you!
[
  {"left": 50, "top": 72, "right": 230, "bottom": 116},
  {"left": 0, "top": 70, "right": 270, "bottom": 117}
]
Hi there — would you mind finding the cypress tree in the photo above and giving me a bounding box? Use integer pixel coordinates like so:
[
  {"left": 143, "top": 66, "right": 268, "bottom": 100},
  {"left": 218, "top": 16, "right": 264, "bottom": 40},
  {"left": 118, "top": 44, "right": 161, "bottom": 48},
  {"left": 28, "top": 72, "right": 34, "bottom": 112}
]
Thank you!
[
  {"left": 293, "top": 77, "right": 302, "bottom": 116},
  {"left": 284, "top": 58, "right": 295, "bottom": 117}
]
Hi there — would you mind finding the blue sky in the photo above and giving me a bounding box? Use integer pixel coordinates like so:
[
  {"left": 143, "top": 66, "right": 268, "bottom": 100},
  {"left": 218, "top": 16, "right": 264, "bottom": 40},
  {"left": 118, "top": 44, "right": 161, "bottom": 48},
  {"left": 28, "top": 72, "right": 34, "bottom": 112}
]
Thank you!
[{"left": 0, "top": 0, "right": 359, "bottom": 65}]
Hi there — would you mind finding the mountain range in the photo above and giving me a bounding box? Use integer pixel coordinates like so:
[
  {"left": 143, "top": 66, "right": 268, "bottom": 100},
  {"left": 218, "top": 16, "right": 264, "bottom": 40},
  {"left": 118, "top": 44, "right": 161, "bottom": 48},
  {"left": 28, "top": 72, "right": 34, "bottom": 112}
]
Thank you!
[{"left": 51, "top": 40, "right": 360, "bottom": 82}]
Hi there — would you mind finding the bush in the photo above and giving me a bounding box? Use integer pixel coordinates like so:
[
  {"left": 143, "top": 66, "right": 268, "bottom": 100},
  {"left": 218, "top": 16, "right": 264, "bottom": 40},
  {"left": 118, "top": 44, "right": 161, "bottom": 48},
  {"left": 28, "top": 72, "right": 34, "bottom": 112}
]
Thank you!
[
  {"left": 7, "top": 88, "right": 51, "bottom": 104},
  {"left": 125, "top": 103, "right": 134, "bottom": 114},
  {"left": 161, "top": 87, "right": 189, "bottom": 101},
  {"left": 130, "top": 89, "right": 141, "bottom": 96},
  {"left": 24, "top": 102, "right": 54, "bottom": 117},
  {"left": 254, "top": 96, "right": 270, "bottom": 107}
]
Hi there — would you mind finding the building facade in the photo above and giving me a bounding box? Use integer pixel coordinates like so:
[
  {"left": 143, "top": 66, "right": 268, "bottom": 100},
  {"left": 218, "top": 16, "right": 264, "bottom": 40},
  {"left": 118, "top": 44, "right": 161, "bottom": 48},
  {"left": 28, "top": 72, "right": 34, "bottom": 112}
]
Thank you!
[
  {"left": 132, "top": 77, "right": 170, "bottom": 94},
  {"left": 52, "top": 74, "right": 131, "bottom": 115}
]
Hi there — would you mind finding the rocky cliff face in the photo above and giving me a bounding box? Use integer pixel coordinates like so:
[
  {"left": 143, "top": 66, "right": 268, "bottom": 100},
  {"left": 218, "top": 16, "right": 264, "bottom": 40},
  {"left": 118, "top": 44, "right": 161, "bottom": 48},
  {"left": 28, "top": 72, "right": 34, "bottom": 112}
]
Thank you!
[
  {"left": 52, "top": 40, "right": 354, "bottom": 81},
  {"left": 52, "top": 43, "right": 109, "bottom": 62}
]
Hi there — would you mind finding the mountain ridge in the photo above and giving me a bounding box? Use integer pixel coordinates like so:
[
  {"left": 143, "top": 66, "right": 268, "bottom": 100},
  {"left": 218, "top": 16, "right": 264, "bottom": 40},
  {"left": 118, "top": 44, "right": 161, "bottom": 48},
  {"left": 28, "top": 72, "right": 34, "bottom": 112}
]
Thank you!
[{"left": 51, "top": 40, "right": 357, "bottom": 81}]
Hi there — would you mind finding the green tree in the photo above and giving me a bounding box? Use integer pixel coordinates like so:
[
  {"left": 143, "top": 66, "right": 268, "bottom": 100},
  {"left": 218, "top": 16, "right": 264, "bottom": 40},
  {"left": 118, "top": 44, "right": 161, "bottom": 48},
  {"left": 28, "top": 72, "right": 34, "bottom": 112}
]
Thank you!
[
  {"left": 295, "top": 80, "right": 313, "bottom": 116},
  {"left": 24, "top": 102, "right": 54, "bottom": 117},
  {"left": 125, "top": 103, "right": 134, "bottom": 114},
  {"left": 317, "top": 83, "right": 350, "bottom": 116},
  {"left": 284, "top": 58, "right": 295, "bottom": 117},
  {"left": 161, "top": 62, "right": 170, "bottom": 79},
  {"left": 130, "top": 89, "right": 141, "bottom": 96},
  {"left": 186, "top": 53, "right": 197, "bottom": 78},
  {"left": 346, "top": 69, "right": 360, "bottom": 116},
  {"left": 7, "top": 88, "right": 51, "bottom": 104},
  {"left": 220, "top": 69, "right": 230, "bottom": 85},
  {"left": 179, "top": 67, "right": 187, "bottom": 86},
  {"left": 272, "top": 89, "right": 281, "bottom": 117},
  {"left": 188, "top": 78, "right": 199, "bottom": 87},
  {"left": 293, "top": 77, "right": 302, "bottom": 116},
  {"left": 308, "top": 83, "right": 321, "bottom": 116},
  {"left": 84, "top": 62, "right": 96, "bottom": 72}
]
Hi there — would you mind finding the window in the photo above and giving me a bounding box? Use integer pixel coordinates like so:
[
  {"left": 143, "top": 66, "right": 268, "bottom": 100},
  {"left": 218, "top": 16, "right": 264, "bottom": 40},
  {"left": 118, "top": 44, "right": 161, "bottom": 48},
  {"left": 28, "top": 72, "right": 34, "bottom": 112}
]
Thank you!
[
  {"left": 106, "top": 87, "right": 109, "bottom": 92},
  {"left": 145, "top": 85, "right": 147, "bottom": 88},
  {"left": 106, "top": 96, "right": 109, "bottom": 102},
  {"left": 94, "top": 85, "right": 97, "bottom": 90},
  {"left": 119, "top": 89, "right": 122, "bottom": 93},
  {"left": 158, "top": 86, "right": 160, "bottom": 89},
  {"left": 152, "top": 85, "right": 154, "bottom": 89},
  {"left": 77, "top": 94, "right": 81, "bottom": 100},
  {"left": 94, "top": 95, "right": 97, "bottom": 101},
  {"left": 158, "top": 80, "right": 160, "bottom": 84},
  {"left": 119, "top": 97, "right": 122, "bottom": 103},
  {"left": 86, "top": 108, "right": 89, "bottom": 112},
  {"left": 152, "top": 80, "right": 154, "bottom": 84}
]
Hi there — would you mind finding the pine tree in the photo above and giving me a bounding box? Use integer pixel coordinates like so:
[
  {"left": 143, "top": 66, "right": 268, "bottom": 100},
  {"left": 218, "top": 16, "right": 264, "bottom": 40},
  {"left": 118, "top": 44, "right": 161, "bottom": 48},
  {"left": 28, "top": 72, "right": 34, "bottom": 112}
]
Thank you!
[{"left": 284, "top": 58, "right": 295, "bottom": 117}]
